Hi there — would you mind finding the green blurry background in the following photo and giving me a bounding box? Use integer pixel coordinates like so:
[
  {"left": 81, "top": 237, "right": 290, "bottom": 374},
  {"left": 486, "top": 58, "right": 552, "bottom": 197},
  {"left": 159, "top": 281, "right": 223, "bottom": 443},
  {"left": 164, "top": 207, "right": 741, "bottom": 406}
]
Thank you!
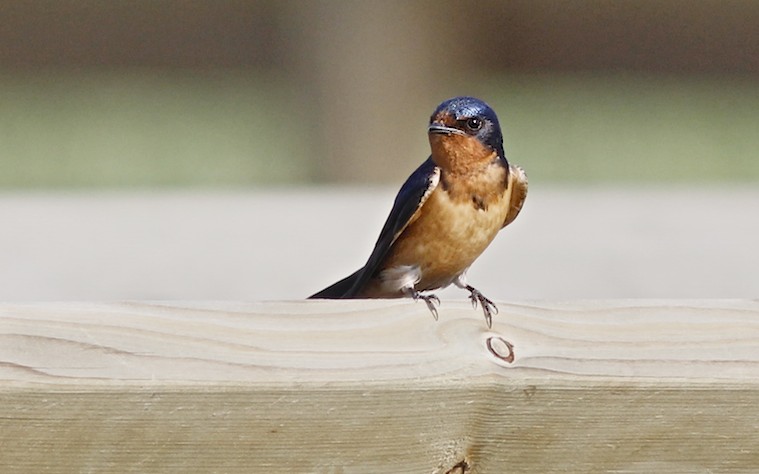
[{"left": 2, "top": 0, "right": 759, "bottom": 188}]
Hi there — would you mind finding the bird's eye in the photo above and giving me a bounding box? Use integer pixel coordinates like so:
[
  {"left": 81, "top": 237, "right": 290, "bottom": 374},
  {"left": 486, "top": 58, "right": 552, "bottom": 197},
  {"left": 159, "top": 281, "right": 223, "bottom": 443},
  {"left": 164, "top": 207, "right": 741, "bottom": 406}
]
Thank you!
[{"left": 465, "top": 117, "right": 483, "bottom": 131}]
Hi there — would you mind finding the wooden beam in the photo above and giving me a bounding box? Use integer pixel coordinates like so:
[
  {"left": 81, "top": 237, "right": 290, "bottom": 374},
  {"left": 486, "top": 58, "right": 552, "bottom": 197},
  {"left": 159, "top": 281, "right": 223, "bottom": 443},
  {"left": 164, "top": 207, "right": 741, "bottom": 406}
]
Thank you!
[{"left": 1, "top": 300, "right": 758, "bottom": 472}]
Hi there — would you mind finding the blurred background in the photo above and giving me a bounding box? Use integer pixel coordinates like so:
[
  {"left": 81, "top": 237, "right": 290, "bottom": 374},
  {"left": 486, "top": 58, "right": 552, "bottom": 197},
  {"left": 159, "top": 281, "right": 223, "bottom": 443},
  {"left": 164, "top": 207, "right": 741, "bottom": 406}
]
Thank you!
[
  {"left": 4, "top": 0, "right": 759, "bottom": 186},
  {"left": 1, "top": 1, "right": 757, "bottom": 302}
]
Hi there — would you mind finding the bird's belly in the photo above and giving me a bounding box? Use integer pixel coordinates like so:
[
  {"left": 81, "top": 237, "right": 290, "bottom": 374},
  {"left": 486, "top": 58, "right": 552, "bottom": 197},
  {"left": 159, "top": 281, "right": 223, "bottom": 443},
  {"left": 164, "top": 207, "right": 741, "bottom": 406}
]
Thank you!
[{"left": 383, "top": 187, "right": 510, "bottom": 291}]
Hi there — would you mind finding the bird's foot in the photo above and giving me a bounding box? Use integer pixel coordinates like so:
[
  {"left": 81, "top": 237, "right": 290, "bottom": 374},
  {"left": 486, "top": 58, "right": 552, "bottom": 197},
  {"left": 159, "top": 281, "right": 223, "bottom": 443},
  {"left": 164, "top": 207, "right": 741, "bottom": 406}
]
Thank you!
[
  {"left": 465, "top": 285, "right": 498, "bottom": 328},
  {"left": 407, "top": 289, "right": 441, "bottom": 320}
]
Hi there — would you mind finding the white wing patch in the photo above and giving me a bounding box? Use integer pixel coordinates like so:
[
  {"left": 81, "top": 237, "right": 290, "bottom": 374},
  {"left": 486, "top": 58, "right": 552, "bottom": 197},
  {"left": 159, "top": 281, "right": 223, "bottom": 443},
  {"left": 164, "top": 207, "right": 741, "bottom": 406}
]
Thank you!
[
  {"left": 378, "top": 264, "right": 422, "bottom": 293},
  {"left": 421, "top": 166, "right": 441, "bottom": 203}
]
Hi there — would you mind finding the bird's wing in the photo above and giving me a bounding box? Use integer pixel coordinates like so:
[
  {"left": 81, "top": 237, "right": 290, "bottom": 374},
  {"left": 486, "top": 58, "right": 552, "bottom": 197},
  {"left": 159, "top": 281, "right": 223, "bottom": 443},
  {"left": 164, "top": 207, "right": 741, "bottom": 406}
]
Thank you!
[
  {"left": 308, "top": 268, "right": 362, "bottom": 299},
  {"left": 503, "top": 165, "right": 528, "bottom": 228},
  {"left": 344, "top": 157, "right": 440, "bottom": 296}
]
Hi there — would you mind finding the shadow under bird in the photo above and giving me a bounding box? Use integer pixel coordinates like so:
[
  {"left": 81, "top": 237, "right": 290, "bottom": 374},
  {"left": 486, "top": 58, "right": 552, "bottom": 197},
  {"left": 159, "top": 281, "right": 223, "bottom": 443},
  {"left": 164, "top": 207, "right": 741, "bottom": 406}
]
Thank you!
[{"left": 309, "top": 96, "right": 527, "bottom": 327}]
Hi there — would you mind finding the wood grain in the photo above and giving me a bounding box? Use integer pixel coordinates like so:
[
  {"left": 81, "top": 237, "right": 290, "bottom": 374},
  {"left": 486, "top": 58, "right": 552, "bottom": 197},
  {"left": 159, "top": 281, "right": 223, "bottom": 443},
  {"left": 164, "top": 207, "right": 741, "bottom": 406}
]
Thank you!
[{"left": 1, "top": 300, "right": 758, "bottom": 473}]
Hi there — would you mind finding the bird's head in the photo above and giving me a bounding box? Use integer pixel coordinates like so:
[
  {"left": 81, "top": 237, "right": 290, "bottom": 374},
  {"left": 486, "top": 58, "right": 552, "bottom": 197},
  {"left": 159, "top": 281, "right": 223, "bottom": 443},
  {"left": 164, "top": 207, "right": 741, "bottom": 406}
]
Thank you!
[{"left": 427, "top": 96, "right": 506, "bottom": 171}]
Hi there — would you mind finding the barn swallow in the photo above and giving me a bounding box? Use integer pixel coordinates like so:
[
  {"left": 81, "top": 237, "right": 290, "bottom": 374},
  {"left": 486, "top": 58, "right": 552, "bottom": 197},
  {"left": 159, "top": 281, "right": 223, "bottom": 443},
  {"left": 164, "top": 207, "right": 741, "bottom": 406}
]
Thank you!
[{"left": 309, "top": 96, "right": 527, "bottom": 328}]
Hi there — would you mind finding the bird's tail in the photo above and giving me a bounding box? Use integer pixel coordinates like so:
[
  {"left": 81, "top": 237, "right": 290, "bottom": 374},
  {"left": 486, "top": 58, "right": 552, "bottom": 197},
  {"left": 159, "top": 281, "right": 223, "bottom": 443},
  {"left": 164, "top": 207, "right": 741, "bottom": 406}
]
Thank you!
[{"left": 308, "top": 268, "right": 362, "bottom": 299}]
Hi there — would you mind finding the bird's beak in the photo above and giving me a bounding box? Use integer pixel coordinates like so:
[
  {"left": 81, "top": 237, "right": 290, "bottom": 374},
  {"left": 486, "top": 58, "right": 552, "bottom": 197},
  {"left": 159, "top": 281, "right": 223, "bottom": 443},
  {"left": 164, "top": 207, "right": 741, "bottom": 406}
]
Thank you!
[{"left": 428, "top": 123, "right": 466, "bottom": 136}]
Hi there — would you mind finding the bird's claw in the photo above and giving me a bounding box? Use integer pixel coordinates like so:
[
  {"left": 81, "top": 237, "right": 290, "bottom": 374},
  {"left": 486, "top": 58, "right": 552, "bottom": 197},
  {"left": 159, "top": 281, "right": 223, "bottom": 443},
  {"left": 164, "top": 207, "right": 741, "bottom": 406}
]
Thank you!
[
  {"left": 466, "top": 286, "right": 498, "bottom": 328},
  {"left": 412, "top": 291, "right": 441, "bottom": 320}
]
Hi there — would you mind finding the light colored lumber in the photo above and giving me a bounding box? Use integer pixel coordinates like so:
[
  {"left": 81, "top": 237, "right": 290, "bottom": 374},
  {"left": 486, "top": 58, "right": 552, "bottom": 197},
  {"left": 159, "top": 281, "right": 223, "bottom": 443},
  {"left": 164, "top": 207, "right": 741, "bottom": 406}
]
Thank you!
[{"left": 1, "top": 300, "right": 759, "bottom": 473}]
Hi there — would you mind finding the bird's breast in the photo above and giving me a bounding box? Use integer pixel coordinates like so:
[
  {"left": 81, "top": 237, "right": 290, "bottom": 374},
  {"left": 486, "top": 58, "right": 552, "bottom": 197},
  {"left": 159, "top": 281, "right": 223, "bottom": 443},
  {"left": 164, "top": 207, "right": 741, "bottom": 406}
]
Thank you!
[{"left": 382, "top": 165, "right": 511, "bottom": 291}]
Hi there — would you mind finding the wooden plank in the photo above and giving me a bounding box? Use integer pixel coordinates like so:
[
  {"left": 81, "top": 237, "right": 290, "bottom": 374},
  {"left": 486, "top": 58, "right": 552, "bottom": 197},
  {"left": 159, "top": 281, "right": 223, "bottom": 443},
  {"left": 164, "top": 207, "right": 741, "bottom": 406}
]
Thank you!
[{"left": 1, "top": 300, "right": 758, "bottom": 473}]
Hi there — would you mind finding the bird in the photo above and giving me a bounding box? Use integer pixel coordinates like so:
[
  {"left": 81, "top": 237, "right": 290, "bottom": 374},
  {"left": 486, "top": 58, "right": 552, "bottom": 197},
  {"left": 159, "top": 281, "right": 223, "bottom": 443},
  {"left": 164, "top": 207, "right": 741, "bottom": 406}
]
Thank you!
[{"left": 309, "top": 96, "right": 527, "bottom": 328}]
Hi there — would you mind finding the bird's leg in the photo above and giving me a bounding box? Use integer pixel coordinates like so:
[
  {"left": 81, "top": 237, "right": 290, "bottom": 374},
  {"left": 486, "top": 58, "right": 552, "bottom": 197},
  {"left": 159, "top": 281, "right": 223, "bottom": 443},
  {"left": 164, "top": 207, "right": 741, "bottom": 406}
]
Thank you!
[
  {"left": 454, "top": 275, "right": 498, "bottom": 328},
  {"left": 404, "top": 287, "right": 440, "bottom": 320},
  {"left": 465, "top": 285, "right": 498, "bottom": 328}
]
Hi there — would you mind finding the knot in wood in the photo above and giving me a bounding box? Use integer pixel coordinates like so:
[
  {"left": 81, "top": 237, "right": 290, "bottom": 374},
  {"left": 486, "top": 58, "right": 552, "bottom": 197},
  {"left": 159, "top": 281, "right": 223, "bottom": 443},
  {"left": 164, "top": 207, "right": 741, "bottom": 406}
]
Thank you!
[{"left": 486, "top": 336, "right": 515, "bottom": 363}]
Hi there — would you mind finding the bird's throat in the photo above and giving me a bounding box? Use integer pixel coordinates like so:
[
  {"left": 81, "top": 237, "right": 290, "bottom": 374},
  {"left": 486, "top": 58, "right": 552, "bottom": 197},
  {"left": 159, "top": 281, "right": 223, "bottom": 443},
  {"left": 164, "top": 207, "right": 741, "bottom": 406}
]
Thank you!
[{"left": 429, "top": 134, "right": 498, "bottom": 175}]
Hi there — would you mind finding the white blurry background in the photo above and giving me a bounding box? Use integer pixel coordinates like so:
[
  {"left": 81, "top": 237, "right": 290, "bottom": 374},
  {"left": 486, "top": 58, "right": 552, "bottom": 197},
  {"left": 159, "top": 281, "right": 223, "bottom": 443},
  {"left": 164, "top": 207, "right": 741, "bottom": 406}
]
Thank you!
[{"left": 1, "top": 186, "right": 757, "bottom": 302}]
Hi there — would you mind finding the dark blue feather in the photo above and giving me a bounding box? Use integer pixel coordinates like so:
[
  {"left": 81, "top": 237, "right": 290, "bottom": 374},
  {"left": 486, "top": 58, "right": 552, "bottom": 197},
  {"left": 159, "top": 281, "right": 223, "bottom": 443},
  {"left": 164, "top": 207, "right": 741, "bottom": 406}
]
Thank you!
[{"left": 309, "top": 157, "right": 438, "bottom": 299}]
